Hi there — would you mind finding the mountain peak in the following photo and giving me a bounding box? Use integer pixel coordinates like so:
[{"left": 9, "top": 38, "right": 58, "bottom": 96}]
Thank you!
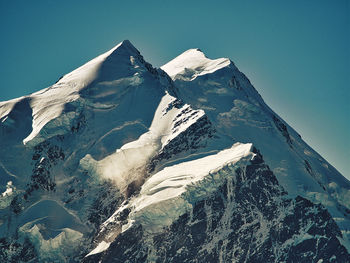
[
  {"left": 161, "top": 48, "right": 231, "bottom": 80},
  {"left": 109, "top": 39, "right": 140, "bottom": 56},
  {"left": 55, "top": 40, "right": 143, "bottom": 87},
  {"left": 1, "top": 40, "right": 350, "bottom": 262},
  {"left": 120, "top": 39, "right": 134, "bottom": 47},
  {"left": 20, "top": 40, "right": 163, "bottom": 146}
]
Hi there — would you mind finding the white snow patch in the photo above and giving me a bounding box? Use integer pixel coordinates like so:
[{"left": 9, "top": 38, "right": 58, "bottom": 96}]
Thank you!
[
  {"left": 1, "top": 181, "right": 14, "bottom": 197},
  {"left": 161, "top": 48, "right": 231, "bottom": 80},
  {"left": 86, "top": 241, "right": 111, "bottom": 257},
  {"left": 0, "top": 181, "right": 16, "bottom": 209}
]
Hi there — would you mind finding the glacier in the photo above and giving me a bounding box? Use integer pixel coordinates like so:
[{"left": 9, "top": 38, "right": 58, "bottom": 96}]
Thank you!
[{"left": 0, "top": 40, "right": 349, "bottom": 262}]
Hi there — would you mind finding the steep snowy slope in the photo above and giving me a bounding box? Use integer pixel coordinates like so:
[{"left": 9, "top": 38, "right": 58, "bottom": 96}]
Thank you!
[
  {"left": 0, "top": 40, "right": 218, "bottom": 262},
  {"left": 162, "top": 48, "right": 350, "bottom": 245},
  {"left": 85, "top": 145, "right": 349, "bottom": 263},
  {"left": 0, "top": 40, "right": 349, "bottom": 262},
  {"left": 0, "top": 40, "right": 178, "bottom": 261}
]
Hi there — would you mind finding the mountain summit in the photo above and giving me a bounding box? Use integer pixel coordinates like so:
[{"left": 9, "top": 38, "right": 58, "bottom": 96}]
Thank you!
[
  {"left": 161, "top": 48, "right": 232, "bottom": 80},
  {"left": 0, "top": 40, "right": 349, "bottom": 262}
]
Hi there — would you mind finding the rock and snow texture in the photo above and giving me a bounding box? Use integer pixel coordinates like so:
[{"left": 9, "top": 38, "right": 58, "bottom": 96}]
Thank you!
[
  {"left": 162, "top": 47, "right": 350, "bottom": 247},
  {"left": 86, "top": 142, "right": 254, "bottom": 257},
  {"left": 0, "top": 40, "right": 349, "bottom": 262},
  {"left": 85, "top": 148, "right": 349, "bottom": 263}
]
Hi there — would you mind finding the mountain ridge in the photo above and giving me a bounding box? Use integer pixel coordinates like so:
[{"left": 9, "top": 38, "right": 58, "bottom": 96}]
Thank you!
[{"left": 0, "top": 40, "right": 349, "bottom": 262}]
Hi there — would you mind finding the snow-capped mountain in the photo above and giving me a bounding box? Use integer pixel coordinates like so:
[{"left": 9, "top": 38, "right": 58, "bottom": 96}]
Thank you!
[{"left": 0, "top": 40, "right": 349, "bottom": 262}]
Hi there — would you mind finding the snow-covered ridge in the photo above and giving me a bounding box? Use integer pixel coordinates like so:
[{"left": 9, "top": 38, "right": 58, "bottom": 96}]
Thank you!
[
  {"left": 24, "top": 40, "right": 156, "bottom": 146},
  {"left": 134, "top": 142, "right": 253, "bottom": 214},
  {"left": 87, "top": 142, "right": 253, "bottom": 256},
  {"left": 161, "top": 48, "right": 231, "bottom": 80},
  {"left": 0, "top": 40, "right": 169, "bottom": 147},
  {"left": 79, "top": 93, "right": 180, "bottom": 190},
  {"left": 57, "top": 40, "right": 139, "bottom": 86},
  {"left": 161, "top": 44, "right": 350, "bottom": 252},
  {"left": 1, "top": 39, "right": 350, "bottom": 262},
  {"left": 161, "top": 103, "right": 205, "bottom": 147},
  {"left": 79, "top": 92, "right": 212, "bottom": 192}
]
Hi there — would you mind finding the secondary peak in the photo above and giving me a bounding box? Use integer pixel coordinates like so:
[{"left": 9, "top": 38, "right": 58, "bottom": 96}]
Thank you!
[{"left": 161, "top": 48, "right": 231, "bottom": 80}]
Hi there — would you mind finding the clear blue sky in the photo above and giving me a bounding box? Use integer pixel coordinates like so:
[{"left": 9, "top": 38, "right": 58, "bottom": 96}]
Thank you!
[{"left": 0, "top": 0, "right": 349, "bottom": 179}]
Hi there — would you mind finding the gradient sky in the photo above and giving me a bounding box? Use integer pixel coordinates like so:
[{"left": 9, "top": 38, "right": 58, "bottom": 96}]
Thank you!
[{"left": 0, "top": 0, "right": 349, "bottom": 179}]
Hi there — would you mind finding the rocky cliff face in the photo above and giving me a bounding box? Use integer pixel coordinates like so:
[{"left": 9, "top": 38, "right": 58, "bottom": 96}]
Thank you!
[
  {"left": 84, "top": 149, "right": 349, "bottom": 263},
  {"left": 0, "top": 40, "right": 349, "bottom": 262}
]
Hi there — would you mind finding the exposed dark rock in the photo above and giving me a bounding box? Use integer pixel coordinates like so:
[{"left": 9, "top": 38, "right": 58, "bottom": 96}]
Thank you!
[
  {"left": 87, "top": 182, "right": 124, "bottom": 229},
  {"left": 27, "top": 141, "right": 65, "bottom": 195},
  {"left": 163, "top": 98, "right": 183, "bottom": 115},
  {"left": 272, "top": 115, "right": 292, "bottom": 146},
  {"left": 71, "top": 114, "right": 87, "bottom": 133},
  {"left": 148, "top": 115, "right": 215, "bottom": 172},
  {"left": 9, "top": 196, "right": 23, "bottom": 214},
  {"left": 304, "top": 159, "right": 313, "bottom": 175},
  {"left": 86, "top": 152, "right": 349, "bottom": 263},
  {"left": 0, "top": 238, "right": 36, "bottom": 263},
  {"left": 230, "top": 75, "right": 242, "bottom": 90}
]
